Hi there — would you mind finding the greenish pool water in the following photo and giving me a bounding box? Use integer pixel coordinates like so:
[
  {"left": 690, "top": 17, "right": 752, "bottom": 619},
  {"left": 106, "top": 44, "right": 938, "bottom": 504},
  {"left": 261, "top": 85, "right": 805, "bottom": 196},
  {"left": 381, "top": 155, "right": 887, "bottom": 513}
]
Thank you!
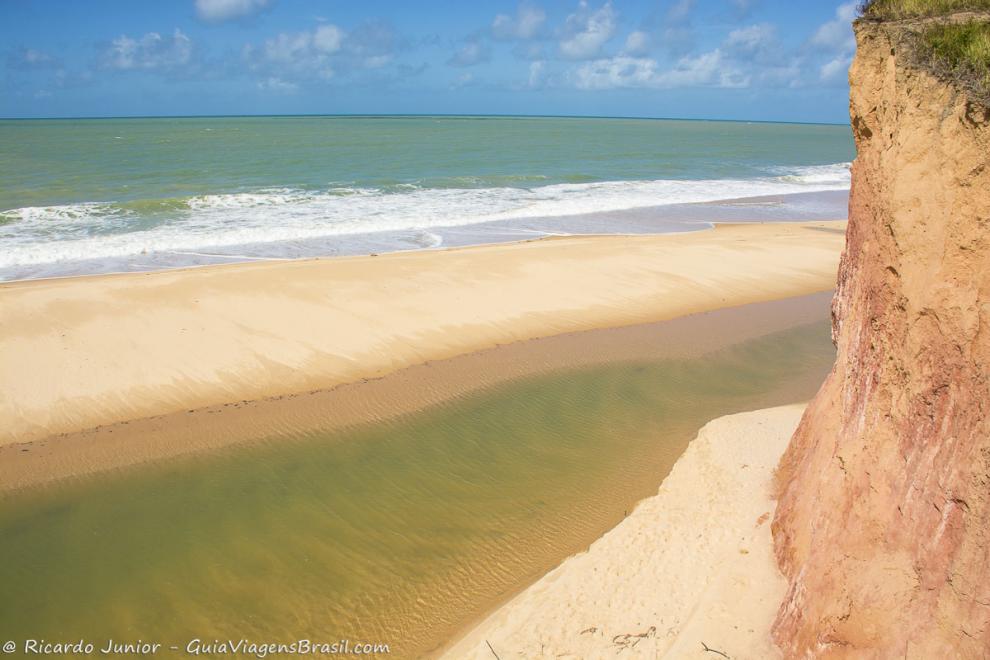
[{"left": 0, "top": 321, "right": 834, "bottom": 658}]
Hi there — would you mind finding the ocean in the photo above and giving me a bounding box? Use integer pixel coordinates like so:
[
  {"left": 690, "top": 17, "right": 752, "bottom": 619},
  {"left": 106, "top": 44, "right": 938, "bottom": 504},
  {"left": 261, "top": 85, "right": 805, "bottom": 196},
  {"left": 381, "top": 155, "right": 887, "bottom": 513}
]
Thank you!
[{"left": 0, "top": 115, "right": 854, "bottom": 281}]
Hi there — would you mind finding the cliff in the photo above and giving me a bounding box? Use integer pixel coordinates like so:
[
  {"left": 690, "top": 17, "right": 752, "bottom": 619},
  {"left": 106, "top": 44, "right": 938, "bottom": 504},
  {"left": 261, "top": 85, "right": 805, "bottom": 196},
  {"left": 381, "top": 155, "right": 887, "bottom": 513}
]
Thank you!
[{"left": 771, "top": 15, "right": 990, "bottom": 658}]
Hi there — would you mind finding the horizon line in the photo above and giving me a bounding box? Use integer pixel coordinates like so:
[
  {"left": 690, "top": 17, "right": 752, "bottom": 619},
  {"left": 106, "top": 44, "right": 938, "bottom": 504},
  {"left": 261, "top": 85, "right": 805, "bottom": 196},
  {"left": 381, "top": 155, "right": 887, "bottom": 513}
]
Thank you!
[{"left": 0, "top": 112, "right": 850, "bottom": 128}]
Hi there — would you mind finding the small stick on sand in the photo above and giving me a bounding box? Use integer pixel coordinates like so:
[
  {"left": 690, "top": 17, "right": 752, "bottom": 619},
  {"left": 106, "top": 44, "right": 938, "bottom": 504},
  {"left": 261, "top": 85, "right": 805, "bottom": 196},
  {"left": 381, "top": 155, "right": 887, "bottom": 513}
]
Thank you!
[
  {"left": 484, "top": 639, "right": 501, "bottom": 660},
  {"left": 701, "top": 641, "right": 730, "bottom": 658}
]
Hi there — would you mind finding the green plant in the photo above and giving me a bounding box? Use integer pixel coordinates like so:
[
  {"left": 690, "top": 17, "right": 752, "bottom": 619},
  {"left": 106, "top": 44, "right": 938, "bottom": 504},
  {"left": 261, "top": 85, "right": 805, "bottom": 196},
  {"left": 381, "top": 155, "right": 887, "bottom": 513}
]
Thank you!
[
  {"left": 858, "top": 0, "right": 990, "bottom": 102},
  {"left": 921, "top": 21, "right": 990, "bottom": 90},
  {"left": 860, "top": 0, "right": 990, "bottom": 19}
]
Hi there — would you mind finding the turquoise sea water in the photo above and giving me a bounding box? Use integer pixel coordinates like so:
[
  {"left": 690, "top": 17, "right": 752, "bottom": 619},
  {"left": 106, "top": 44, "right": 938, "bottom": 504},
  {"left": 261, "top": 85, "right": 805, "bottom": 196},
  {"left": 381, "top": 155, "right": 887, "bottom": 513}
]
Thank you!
[{"left": 0, "top": 115, "right": 854, "bottom": 280}]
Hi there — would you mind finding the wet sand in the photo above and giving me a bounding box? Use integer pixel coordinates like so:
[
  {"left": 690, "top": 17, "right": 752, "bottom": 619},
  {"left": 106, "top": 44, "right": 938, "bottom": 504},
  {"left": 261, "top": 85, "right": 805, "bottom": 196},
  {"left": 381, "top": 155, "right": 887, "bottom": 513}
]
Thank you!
[{"left": 0, "top": 221, "right": 844, "bottom": 449}]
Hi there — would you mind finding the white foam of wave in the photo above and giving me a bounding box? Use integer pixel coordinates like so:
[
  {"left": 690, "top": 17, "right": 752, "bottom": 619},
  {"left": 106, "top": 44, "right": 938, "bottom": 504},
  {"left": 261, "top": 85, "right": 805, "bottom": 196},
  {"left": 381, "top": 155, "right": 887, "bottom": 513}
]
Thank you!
[
  {"left": 0, "top": 166, "right": 850, "bottom": 269},
  {"left": 772, "top": 162, "right": 852, "bottom": 185},
  {"left": 2, "top": 202, "right": 119, "bottom": 224}
]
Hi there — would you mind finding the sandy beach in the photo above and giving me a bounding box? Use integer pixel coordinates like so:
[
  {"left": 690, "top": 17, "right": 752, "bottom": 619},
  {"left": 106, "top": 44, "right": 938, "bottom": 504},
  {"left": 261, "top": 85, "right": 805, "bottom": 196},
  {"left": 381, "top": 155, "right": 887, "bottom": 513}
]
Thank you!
[
  {"left": 443, "top": 404, "right": 805, "bottom": 659},
  {"left": 0, "top": 219, "right": 841, "bottom": 655},
  {"left": 0, "top": 221, "right": 843, "bottom": 447}
]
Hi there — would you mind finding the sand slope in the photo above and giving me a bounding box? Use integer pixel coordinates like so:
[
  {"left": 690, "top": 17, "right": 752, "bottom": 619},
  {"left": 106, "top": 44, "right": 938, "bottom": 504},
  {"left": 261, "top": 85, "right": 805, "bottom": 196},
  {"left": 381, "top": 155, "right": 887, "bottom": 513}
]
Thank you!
[
  {"left": 0, "top": 223, "right": 842, "bottom": 444},
  {"left": 443, "top": 404, "right": 806, "bottom": 659}
]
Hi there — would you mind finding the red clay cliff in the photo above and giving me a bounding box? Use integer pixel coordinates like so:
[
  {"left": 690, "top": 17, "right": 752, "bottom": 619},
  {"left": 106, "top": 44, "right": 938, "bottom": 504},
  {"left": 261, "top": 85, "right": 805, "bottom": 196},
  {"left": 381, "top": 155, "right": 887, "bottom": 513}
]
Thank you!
[{"left": 771, "top": 17, "right": 990, "bottom": 658}]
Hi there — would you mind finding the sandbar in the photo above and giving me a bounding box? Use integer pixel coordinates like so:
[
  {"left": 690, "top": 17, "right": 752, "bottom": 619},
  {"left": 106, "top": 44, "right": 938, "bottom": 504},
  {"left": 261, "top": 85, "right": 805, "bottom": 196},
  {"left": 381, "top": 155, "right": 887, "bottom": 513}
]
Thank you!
[
  {"left": 442, "top": 404, "right": 805, "bottom": 659},
  {"left": 0, "top": 222, "right": 844, "bottom": 446}
]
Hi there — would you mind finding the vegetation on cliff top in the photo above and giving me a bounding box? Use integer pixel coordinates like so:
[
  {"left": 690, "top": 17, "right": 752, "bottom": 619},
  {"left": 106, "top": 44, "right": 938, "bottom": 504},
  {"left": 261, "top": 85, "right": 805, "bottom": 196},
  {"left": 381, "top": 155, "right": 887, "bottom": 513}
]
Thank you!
[
  {"left": 861, "top": 0, "right": 990, "bottom": 103},
  {"left": 861, "top": 0, "right": 990, "bottom": 19},
  {"left": 921, "top": 22, "right": 990, "bottom": 92}
]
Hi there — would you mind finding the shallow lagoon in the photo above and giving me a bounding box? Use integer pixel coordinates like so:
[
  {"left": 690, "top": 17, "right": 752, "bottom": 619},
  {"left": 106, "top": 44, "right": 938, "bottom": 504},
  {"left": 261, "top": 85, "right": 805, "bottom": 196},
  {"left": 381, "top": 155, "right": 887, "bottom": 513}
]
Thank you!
[{"left": 0, "top": 320, "right": 834, "bottom": 657}]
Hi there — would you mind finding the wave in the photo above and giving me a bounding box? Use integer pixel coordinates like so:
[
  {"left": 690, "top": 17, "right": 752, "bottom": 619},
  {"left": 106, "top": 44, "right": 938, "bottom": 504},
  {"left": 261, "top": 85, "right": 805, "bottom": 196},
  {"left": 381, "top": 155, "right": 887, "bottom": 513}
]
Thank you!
[
  {"left": 770, "top": 162, "right": 852, "bottom": 184},
  {"left": 0, "top": 164, "right": 851, "bottom": 269}
]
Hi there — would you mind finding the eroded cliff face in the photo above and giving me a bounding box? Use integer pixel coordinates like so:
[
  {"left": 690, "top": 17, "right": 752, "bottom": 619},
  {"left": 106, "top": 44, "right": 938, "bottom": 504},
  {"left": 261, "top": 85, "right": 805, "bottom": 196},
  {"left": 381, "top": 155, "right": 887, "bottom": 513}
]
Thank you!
[{"left": 771, "top": 18, "right": 990, "bottom": 658}]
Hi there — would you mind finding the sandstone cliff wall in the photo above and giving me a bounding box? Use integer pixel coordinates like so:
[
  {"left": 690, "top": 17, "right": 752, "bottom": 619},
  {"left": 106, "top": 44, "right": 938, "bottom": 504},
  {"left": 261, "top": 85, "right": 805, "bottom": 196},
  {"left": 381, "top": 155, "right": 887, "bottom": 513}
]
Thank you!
[{"left": 771, "top": 17, "right": 990, "bottom": 658}]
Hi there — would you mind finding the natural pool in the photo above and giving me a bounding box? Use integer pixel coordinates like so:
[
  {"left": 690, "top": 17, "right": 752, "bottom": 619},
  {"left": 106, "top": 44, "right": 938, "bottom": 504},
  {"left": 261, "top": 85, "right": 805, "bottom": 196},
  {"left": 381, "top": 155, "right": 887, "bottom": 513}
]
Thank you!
[{"left": 0, "top": 320, "right": 834, "bottom": 658}]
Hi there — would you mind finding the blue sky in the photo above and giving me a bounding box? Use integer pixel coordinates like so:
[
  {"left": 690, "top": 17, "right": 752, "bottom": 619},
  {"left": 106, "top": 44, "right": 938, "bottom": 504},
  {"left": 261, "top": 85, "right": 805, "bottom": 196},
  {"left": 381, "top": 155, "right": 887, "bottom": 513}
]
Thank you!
[{"left": 1, "top": 0, "right": 858, "bottom": 123}]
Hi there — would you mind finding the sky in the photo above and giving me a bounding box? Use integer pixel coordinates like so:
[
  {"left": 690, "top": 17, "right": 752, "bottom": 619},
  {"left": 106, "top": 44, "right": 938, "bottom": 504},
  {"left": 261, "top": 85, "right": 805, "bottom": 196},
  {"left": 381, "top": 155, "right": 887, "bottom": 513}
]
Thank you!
[{"left": 1, "top": 0, "right": 859, "bottom": 123}]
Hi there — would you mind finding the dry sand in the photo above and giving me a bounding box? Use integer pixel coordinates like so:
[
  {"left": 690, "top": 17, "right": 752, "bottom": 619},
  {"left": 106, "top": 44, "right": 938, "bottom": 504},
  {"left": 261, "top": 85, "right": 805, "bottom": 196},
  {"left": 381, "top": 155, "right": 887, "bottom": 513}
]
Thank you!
[
  {"left": 0, "top": 222, "right": 843, "bottom": 445},
  {"left": 442, "top": 404, "right": 805, "bottom": 660}
]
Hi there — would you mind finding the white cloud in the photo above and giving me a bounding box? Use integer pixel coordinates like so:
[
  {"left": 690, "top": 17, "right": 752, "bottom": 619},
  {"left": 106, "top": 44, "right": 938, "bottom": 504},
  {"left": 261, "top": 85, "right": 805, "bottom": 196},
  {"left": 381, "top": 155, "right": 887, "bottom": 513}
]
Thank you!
[
  {"left": 820, "top": 54, "right": 852, "bottom": 81},
  {"left": 623, "top": 30, "right": 650, "bottom": 56},
  {"left": 244, "top": 19, "right": 400, "bottom": 85},
  {"left": 7, "top": 47, "right": 58, "bottom": 70},
  {"left": 567, "top": 15, "right": 797, "bottom": 93},
  {"left": 448, "top": 38, "right": 490, "bottom": 67},
  {"left": 710, "top": 22, "right": 800, "bottom": 88},
  {"left": 102, "top": 29, "right": 193, "bottom": 71},
  {"left": 493, "top": 3, "right": 546, "bottom": 40},
  {"left": 725, "top": 23, "right": 774, "bottom": 54},
  {"left": 559, "top": 1, "right": 616, "bottom": 60},
  {"left": 262, "top": 31, "right": 313, "bottom": 63},
  {"left": 811, "top": 2, "right": 857, "bottom": 52},
  {"left": 659, "top": 50, "right": 748, "bottom": 88},
  {"left": 195, "top": 0, "right": 270, "bottom": 23},
  {"left": 810, "top": 2, "right": 857, "bottom": 82},
  {"left": 666, "top": 0, "right": 696, "bottom": 24},
  {"left": 313, "top": 25, "right": 344, "bottom": 53},
  {"left": 21, "top": 49, "right": 54, "bottom": 66},
  {"left": 256, "top": 23, "right": 344, "bottom": 71},
  {"left": 572, "top": 49, "right": 747, "bottom": 90},
  {"left": 528, "top": 60, "right": 545, "bottom": 88},
  {"left": 344, "top": 21, "right": 400, "bottom": 69},
  {"left": 723, "top": 23, "right": 783, "bottom": 69},
  {"left": 573, "top": 56, "right": 658, "bottom": 89},
  {"left": 248, "top": 23, "right": 344, "bottom": 79},
  {"left": 257, "top": 76, "right": 299, "bottom": 93}
]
